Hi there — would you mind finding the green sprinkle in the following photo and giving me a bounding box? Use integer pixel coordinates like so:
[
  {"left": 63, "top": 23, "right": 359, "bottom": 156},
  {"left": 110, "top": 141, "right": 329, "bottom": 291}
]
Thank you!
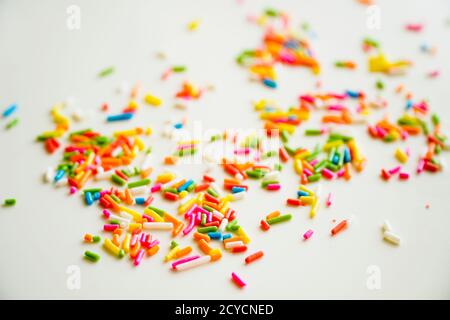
[
  {"left": 202, "top": 204, "right": 214, "bottom": 212},
  {"left": 280, "top": 130, "right": 290, "bottom": 143},
  {"left": 109, "top": 219, "right": 120, "bottom": 225},
  {"left": 92, "top": 236, "right": 101, "bottom": 243},
  {"left": 246, "top": 170, "right": 264, "bottom": 179},
  {"left": 163, "top": 187, "right": 178, "bottom": 194},
  {"left": 6, "top": 118, "right": 19, "bottom": 129},
  {"left": 98, "top": 66, "right": 115, "bottom": 78},
  {"left": 431, "top": 114, "right": 440, "bottom": 126},
  {"left": 83, "top": 188, "right": 102, "bottom": 194},
  {"left": 305, "top": 129, "right": 322, "bottom": 136},
  {"left": 262, "top": 150, "right": 277, "bottom": 159},
  {"left": 110, "top": 194, "right": 121, "bottom": 204},
  {"left": 274, "top": 163, "right": 283, "bottom": 171},
  {"left": 127, "top": 178, "right": 151, "bottom": 189},
  {"left": 307, "top": 173, "right": 322, "bottom": 182},
  {"left": 170, "top": 240, "right": 179, "bottom": 249},
  {"left": 267, "top": 214, "right": 292, "bottom": 225},
  {"left": 201, "top": 213, "right": 207, "bottom": 225},
  {"left": 210, "top": 134, "right": 223, "bottom": 142},
  {"left": 186, "top": 183, "right": 195, "bottom": 192},
  {"left": 111, "top": 174, "right": 126, "bottom": 186},
  {"left": 147, "top": 206, "right": 165, "bottom": 217},
  {"left": 3, "top": 198, "right": 16, "bottom": 206},
  {"left": 84, "top": 251, "right": 100, "bottom": 262},
  {"left": 265, "top": 8, "right": 278, "bottom": 17},
  {"left": 375, "top": 80, "right": 384, "bottom": 90},
  {"left": 172, "top": 65, "right": 187, "bottom": 73},
  {"left": 198, "top": 226, "right": 218, "bottom": 233},
  {"left": 206, "top": 187, "right": 219, "bottom": 198}
]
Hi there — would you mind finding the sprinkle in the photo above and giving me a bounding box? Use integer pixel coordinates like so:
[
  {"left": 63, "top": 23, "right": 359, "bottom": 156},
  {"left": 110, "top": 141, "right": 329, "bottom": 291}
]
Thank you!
[
  {"left": 5, "top": 118, "right": 19, "bottom": 129},
  {"left": 3, "top": 198, "right": 16, "bottom": 206},
  {"left": 331, "top": 220, "right": 348, "bottom": 236},
  {"left": 2, "top": 103, "right": 17, "bottom": 118},
  {"left": 303, "top": 229, "right": 314, "bottom": 240},
  {"left": 405, "top": 23, "right": 423, "bottom": 32},
  {"left": 244, "top": 250, "right": 264, "bottom": 264},
  {"left": 325, "top": 193, "right": 332, "bottom": 207},
  {"left": 98, "top": 66, "right": 115, "bottom": 77},
  {"left": 231, "top": 272, "right": 246, "bottom": 288},
  {"left": 107, "top": 113, "right": 134, "bottom": 122},
  {"left": 84, "top": 251, "right": 100, "bottom": 262},
  {"left": 398, "top": 172, "right": 410, "bottom": 180},
  {"left": 266, "top": 213, "right": 292, "bottom": 225},
  {"left": 383, "top": 231, "right": 401, "bottom": 245}
]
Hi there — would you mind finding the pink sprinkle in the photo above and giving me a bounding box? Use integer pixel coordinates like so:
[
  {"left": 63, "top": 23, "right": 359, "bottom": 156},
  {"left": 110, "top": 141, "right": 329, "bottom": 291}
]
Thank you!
[
  {"left": 231, "top": 272, "right": 246, "bottom": 288},
  {"left": 427, "top": 70, "right": 440, "bottom": 78},
  {"left": 326, "top": 193, "right": 332, "bottom": 207},
  {"left": 102, "top": 209, "right": 112, "bottom": 218},
  {"left": 182, "top": 216, "right": 196, "bottom": 236},
  {"left": 303, "top": 229, "right": 314, "bottom": 240},
  {"left": 234, "top": 148, "right": 250, "bottom": 155},
  {"left": 177, "top": 144, "right": 196, "bottom": 150},
  {"left": 309, "top": 159, "right": 319, "bottom": 166},
  {"left": 133, "top": 249, "right": 145, "bottom": 266},
  {"left": 148, "top": 239, "right": 160, "bottom": 249},
  {"left": 142, "top": 214, "right": 154, "bottom": 222},
  {"left": 69, "top": 186, "right": 77, "bottom": 194},
  {"left": 322, "top": 168, "right": 335, "bottom": 180},
  {"left": 161, "top": 69, "right": 172, "bottom": 81},
  {"left": 267, "top": 184, "right": 281, "bottom": 191},
  {"left": 337, "top": 168, "right": 345, "bottom": 178},
  {"left": 130, "top": 234, "right": 139, "bottom": 247},
  {"left": 399, "top": 172, "right": 410, "bottom": 180},
  {"left": 303, "top": 168, "right": 313, "bottom": 177},
  {"left": 151, "top": 183, "right": 162, "bottom": 193},
  {"left": 405, "top": 147, "right": 411, "bottom": 157},
  {"left": 327, "top": 104, "right": 346, "bottom": 111},
  {"left": 172, "top": 255, "right": 201, "bottom": 269},
  {"left": 388, "top": 165, "right": 402, "bottom": 175},
  {"left": 405, "top": 23, "right": 423, "bottom": 32},
  {"left": 417, "top": 159, "right": 425, "bottom": 174}
]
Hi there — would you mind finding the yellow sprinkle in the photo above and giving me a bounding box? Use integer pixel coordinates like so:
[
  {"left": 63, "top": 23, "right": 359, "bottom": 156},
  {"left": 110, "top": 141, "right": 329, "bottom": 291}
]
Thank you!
[
  {"left": 144, "top": 93, "right": 162, "bottom": 106},
  {"left": 187, "top": 19, "right": 201, "bottom": 31},
  {"left": 395, "top": 148, "right": 408, "bottom": 163}
]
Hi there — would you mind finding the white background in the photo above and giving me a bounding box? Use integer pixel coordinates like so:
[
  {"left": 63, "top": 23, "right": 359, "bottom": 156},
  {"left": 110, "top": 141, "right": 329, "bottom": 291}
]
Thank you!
[{"left": 0, "top": 0, "right": 449, "bottom": 299}]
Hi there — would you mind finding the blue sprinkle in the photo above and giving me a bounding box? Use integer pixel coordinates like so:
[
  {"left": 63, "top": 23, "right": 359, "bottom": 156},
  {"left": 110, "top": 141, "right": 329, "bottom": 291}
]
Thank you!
[
  {"left": 178, "top": 179, "right": 194, "bottom": 192},
  {"left": 174, "top": 123, "right": 183, "bottom": 129},
  {"left": 106, "top": 113, "right": 134, "bottom": 122},
  {"left": 332, "top": 154, "right": 339, "bottom": 165},
  {"left": 297, "top": 190, "right": 309, "bottom": 197},
  {"left": 222, "top": 233, "right": 232, "bottom": 240},
  {"left": 135, "top": 197, "right": 145, "bottom": 205},
  {"left": 208, "top": 232, "right": 222, "bottom": 240},
  {"left": 346, "top": 90, "right": 360, "bottom": 98},
  {"left": 93, "top": 192, "right": 101, "bottom": 201},
  {"left": 262, "top": 78, "right": 277, "bottom": 89},
  {"left": 284, "top": 40, "right": 298, "bottom": 49},
  {"left": 406, "top": 100, "right": 413, "bottom": 110},
  {"left": 85, "top": 192, "right": 94, "bottom": 206},
  {"left": 343, "top": 147, "right": 351, "bottom": 163},
  {"left": 2, "top": 103, "right": 17, "bottom": 118},
  {"left": 54, "top": 169, "right": 65, "bottom": 182},
  {"left": 231, "top": 186, "right": 245, "bottom": 194}
]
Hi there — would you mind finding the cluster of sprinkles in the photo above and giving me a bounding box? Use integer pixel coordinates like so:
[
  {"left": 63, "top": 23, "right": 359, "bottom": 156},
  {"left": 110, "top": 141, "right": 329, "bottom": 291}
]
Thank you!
[
  {"left": 237, "top": 8, "right": 320, "bottom": 89},
  {"left": 27, "top": 7, "right": 450, "bottom": 291},
  {"left": 2, "top": 103, "right": 19, "bottom": 130}
]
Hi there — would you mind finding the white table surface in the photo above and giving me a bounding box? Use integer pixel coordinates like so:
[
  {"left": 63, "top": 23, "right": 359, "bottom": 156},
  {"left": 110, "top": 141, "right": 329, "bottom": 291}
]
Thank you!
[{"left": 0, "top": 0, "right": 449, "bottom": 299}]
